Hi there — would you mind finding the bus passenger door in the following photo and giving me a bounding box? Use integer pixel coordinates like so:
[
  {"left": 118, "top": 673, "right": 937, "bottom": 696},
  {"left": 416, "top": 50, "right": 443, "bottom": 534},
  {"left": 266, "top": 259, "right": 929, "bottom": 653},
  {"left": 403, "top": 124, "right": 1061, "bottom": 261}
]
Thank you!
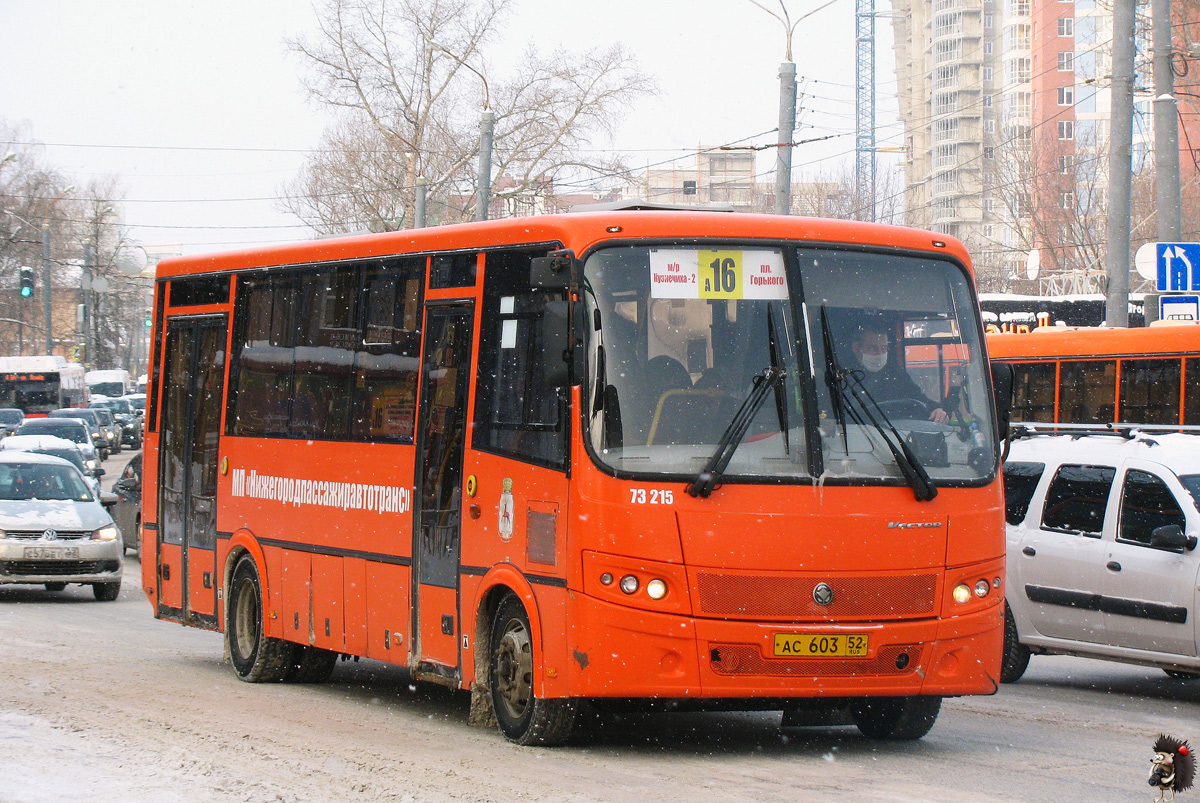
[
  {"left": 412, "top": 303, "right": 474, "bottom": 673},
  {"left": 157, "top": 315, "right": 227, "bottom": 627}
]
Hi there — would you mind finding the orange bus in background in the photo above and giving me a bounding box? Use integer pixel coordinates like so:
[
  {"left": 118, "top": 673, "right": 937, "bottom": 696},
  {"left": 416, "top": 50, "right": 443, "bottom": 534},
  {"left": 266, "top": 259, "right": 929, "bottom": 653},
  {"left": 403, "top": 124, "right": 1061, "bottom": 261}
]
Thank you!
[
  {"left": 987, "top": 323, "right": 1200, "bottom": 425},
  {"left": 142, "top": 209, "right": 1005, "bottom": 744}
]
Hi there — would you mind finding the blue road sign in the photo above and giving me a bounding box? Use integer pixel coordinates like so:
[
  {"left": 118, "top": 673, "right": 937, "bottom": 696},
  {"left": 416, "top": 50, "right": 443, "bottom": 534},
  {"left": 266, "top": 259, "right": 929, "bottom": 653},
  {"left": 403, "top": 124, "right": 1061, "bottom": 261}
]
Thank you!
[
  {"left": 1160, "top": 294, "right": 1200, "bottom": 321},
  {"left": 1156, "top": 243, "right": 1200, "bottom": 292}
]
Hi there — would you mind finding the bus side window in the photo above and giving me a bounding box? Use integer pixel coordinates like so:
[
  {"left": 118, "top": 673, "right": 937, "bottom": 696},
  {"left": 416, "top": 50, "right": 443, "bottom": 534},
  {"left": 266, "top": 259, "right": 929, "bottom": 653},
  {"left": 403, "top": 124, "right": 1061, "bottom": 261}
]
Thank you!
[{"left": 473, "top": 248, "right": 568, "bottom": 470}]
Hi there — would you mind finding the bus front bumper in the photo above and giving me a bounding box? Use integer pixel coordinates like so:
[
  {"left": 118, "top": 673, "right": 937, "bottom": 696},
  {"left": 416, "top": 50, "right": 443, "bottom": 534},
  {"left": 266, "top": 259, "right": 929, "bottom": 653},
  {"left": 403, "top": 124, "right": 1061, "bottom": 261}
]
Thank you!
[{"left": 566, "top": 592, "right": 1002, "bottom": 699}]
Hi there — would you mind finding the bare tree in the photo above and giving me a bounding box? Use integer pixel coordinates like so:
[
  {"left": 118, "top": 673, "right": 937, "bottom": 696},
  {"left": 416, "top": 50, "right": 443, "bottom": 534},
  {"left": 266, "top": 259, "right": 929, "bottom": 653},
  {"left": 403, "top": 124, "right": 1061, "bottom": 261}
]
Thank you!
[{"left": 283, "top": 0, "right": 654, "bottom": 233}]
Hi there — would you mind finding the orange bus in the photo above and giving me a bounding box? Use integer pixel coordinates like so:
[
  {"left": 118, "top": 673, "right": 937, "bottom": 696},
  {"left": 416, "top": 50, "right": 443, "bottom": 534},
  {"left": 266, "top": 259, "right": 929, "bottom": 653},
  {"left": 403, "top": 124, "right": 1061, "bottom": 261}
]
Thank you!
[
  {"left": 987, "top": 323, "right": 1200, "bottom": 425},
  {"left": 141, "top": 209, "right": 1005, "bottom": 744}
]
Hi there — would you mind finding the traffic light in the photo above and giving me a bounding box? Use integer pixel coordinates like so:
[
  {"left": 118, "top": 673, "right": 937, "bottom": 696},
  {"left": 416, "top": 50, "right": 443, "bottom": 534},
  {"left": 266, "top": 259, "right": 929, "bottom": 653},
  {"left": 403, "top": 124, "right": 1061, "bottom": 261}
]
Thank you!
[
  {"left": 144, "top": 309, "right": 152, "bottom": 328},
  {"left": 18, "top": 266, "right": 34, "bottom": 298}
]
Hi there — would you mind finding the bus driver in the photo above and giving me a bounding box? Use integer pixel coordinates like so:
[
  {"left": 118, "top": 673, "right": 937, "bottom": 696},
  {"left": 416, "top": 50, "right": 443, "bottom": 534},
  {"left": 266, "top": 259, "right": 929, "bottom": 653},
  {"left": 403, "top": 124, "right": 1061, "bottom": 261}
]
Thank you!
[{"left": 850, "top": 324, "right": 950, "bottom": 424}]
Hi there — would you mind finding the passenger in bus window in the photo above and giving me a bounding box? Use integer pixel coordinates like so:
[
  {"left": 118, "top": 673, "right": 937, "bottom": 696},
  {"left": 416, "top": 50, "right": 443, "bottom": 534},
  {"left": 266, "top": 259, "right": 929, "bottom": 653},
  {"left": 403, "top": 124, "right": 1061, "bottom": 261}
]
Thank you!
[{"left": 850, "top": 324, "right": 949, "bottom": 423}]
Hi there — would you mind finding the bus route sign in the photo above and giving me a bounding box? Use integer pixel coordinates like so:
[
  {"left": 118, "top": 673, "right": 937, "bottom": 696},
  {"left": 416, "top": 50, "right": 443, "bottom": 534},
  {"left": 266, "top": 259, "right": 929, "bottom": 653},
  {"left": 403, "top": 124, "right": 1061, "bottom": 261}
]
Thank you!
[{"left": 1134, "top": 242, "right": 1200, "bottom": 292}]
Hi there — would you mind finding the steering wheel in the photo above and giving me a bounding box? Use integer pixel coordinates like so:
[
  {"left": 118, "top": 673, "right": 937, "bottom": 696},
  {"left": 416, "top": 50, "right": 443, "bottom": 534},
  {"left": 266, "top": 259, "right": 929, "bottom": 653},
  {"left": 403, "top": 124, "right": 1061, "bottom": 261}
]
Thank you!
[{"left": 874, "top": 398, "right": 930, "bottom": 420}]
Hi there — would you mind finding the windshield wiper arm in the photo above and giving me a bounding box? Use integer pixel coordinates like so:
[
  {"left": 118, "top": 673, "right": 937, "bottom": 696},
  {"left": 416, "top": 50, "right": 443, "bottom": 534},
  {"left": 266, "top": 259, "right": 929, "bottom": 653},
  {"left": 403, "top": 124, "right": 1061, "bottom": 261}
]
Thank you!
[
  {"left": 818, "top": 306, "right": 937, "bottom": 502},
  {"left": 687, "top": 366, "right": 783, "bottom": 498},
  {"left": 767, "top": 304, "right": 790, "bottom": 456}
]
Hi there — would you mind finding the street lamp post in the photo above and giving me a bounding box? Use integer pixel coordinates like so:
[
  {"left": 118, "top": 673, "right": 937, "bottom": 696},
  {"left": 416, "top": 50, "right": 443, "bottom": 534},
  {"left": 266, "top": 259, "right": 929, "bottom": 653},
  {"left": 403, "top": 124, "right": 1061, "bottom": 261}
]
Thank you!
[
  {"left": 434, "top": 43, "right": 493, "bottom": 221},
  {"left": 43, "top": 185, "right": 74, "bottom": 355}
]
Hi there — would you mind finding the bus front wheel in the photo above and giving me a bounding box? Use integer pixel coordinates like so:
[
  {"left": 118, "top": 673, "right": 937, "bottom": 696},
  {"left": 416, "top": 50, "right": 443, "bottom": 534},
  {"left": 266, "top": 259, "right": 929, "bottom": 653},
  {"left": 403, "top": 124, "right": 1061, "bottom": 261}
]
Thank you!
[
  {"left": 850, "top": 696, "right": 941, "bottom": 740},
  {"left": 1000, "top": 603, "right": 1030, "bottom": 683},
  {"left": 228, "top": 558, "right": 294, "bottom": 682},
  {"left": 489, "top": 594, "right": 577, "bottom": 746}
]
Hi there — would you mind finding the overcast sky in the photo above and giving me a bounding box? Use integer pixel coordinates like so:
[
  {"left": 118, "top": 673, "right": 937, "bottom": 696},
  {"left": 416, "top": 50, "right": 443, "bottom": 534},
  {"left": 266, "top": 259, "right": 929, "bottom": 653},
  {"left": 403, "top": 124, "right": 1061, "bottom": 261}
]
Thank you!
[{"left": 0, "top": 0, "right": 894, "bottom": 255}]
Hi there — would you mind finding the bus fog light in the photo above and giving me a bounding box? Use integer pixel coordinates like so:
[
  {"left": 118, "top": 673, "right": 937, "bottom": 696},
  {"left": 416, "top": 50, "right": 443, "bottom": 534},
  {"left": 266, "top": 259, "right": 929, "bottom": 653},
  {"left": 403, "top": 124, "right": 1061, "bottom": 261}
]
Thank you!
[
  {"left": 619, "top": 575, "right": 639, "bottom": 594},
  {"left": 974, "top": 580, "right": 991, "bottom": 598},
  {"left": 600, "top": 572, "right": 614, "bottom": 585},
  {"left": 646, "top": 579, "right": 667, "bottom": 600},
  {"left": 993, "top": 576, "right": 1002, "bottom": 589},
  {"left": 952, "top": 583, "right": 971, "bottom": 604}
]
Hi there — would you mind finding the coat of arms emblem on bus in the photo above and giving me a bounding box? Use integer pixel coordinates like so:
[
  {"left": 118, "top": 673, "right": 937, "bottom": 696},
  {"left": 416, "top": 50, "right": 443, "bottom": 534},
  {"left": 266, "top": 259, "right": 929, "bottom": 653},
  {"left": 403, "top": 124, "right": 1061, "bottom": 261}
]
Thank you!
[{"left": 498, "top": 477, "right": 514, "bottom": 541}]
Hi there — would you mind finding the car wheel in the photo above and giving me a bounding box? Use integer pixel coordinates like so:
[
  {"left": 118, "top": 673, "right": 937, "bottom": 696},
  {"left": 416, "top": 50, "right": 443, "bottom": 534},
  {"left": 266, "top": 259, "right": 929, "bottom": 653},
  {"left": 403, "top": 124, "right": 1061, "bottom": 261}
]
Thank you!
[
  {"left": 287, "top": 645, "right": 339, "bottom": 683},
  {"left": 489, "top": 594, "right": 577, "bottom": 745},
  {"left": 1000, "top": 603, "right": 1031, "bottom": 683},
  {"left": 850, "top": 696, "right": 941, "bottom": 740},
  {"left": 93, "top": 581, "right": 120, "bottom": 601},
  {"left": 44, "top": 582, "right": 67, "bottom": 591},
  {"left": 227, "top": 557, "right": 294, "bottom": 682}
]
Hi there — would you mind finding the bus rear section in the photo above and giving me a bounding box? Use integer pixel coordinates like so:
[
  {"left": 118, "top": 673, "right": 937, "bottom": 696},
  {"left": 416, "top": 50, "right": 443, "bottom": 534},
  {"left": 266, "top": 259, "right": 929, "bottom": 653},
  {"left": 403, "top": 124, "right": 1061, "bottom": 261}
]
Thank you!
[{"left": 140, "top": 212, "right": 1004, "bottom": 745}]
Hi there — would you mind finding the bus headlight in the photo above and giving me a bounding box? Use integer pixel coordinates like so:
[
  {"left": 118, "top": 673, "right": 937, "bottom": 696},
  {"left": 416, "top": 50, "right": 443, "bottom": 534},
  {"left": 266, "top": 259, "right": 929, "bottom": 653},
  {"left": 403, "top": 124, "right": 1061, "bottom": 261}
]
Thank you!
[
  {"left": 645, "top": 579, "right": 668, "bottom": 600},
  {"left": 92, "top": 525, "right": 119, "bottom": 541},
  {"left": 952, "top": 583, "right": 972, "bottom": 604},
  {"left": 974, "top": 579, "right": 991, "bottom": 598},
  {"left": 619, "top": 575, "right": 639, "bottom": 594}
]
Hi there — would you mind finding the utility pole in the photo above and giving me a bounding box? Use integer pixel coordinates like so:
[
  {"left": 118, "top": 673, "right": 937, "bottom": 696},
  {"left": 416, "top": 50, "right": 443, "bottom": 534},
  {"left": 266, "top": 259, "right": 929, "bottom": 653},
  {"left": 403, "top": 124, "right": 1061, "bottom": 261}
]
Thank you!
[
  {"left": 1150, "top": 0, "right": 1181, "bottom": 324},
  {"left": 476, "top": 109, "right": 494, "bottom": 222},
  {"left": 855, "top": 0, "right": 876, "bottom": 221},
  {"left": 775, "top": 61, "right": 797, "bottom": 214},
  {"left": 1106, "top": 0, "right": 1136, "bottom": 328}
]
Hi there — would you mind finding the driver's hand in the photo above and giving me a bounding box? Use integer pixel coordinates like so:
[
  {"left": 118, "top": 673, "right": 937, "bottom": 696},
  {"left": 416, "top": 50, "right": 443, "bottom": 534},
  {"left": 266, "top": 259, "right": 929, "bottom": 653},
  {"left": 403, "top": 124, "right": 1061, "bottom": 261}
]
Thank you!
[{"left": 928, "top": 407, "right": 949, "bottom": 424}]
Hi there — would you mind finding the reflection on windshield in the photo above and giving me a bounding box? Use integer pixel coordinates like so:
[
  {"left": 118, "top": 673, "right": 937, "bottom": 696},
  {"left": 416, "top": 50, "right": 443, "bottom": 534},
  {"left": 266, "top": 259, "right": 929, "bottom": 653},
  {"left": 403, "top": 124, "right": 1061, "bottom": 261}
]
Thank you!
[
  {"left": 1181, "top": 475, "right": 1200, "bottom": 513},
  {"left": 583, "top": 244, "right": 995, "bottom": 485},
  {"left": 0, "top": 463, "right": 93, "bottom": 501}
]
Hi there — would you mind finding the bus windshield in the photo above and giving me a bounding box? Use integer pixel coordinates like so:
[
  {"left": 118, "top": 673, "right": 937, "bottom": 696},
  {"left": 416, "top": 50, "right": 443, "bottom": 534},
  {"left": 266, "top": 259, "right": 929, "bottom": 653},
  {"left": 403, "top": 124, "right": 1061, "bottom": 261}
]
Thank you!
[
  {"left": 583, "top": 244, "right": 995, "bottom": 485},
  {"left": 0, "top": 375, "right": 62, "bottom": 416}
]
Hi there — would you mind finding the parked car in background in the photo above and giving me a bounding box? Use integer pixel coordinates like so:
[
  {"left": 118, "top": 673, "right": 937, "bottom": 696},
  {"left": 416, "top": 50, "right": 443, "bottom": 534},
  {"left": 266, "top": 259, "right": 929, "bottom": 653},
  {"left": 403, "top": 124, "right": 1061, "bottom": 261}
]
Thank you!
[
  {"left": 15, "top": 418, "right": 101, "bottom": 473},
  {"left": 47, "top": 408, "right": 111, "bottom": 459},
  {"left": 0, "top": 434, "right": 104, "bottom": 495},
  {"left": 111, "top": 453, "right": 141, "bottom": 555},
  {"left": 0, "top": 451, "right": 122, "bottom": 600},
  {"left": 0, "top": 408, "right": 25, "bottom": 438},
  {"left": 90, "top": 398, "right": 141, "bottom": 448},
  {"left": 1001, "top": 424, "right": 1200, "bottom": 683}
]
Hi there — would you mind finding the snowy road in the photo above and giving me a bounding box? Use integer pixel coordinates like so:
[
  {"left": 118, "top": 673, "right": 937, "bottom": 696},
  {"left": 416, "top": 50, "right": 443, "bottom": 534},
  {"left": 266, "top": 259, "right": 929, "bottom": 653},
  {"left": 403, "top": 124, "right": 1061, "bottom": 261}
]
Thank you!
[{"left": 2, "top": 568, "right": 1198, "bottom": 802}]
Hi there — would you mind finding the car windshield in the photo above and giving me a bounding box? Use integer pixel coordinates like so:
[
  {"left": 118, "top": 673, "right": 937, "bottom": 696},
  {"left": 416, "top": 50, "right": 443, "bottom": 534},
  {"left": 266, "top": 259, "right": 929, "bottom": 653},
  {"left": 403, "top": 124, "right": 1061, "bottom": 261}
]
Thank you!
[
  {"left": 0, "top": 410, "right": 23, "bottom": 425},
  {"left": 125, "top": 397, "right": 145, "bottom": 411},
  {"left": 1181, "top": 475, "right": 1200, "bottom": 513},
  {"left": 582, "top": 244, "right": 995, "bottom": 486},
  {"left": 18, "top": 423, "right": 88, "bottom": 444},
  {"left": 0, "top": 462, "right": 94, "bottom": 501}
]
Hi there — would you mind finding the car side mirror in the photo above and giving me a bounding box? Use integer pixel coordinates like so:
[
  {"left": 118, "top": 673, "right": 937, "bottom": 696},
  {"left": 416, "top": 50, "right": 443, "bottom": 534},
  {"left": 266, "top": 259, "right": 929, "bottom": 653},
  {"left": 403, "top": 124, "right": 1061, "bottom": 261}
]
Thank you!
[
  {"left": 1150, "top": 524, "right": 1193, "bottom": 552},
  {"left": 94, "top": 468, "right": 105, "bottom": 477},
  {"left": 99, "top": 491, "right": 118, "bottom": 508}
]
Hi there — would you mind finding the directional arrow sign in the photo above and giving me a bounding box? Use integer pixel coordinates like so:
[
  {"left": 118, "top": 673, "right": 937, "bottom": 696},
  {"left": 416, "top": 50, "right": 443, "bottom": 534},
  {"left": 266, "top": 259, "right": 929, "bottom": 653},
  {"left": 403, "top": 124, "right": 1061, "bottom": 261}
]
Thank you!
[{"left": 1135, "top": 242, "right": 1200, "bottom": 292}]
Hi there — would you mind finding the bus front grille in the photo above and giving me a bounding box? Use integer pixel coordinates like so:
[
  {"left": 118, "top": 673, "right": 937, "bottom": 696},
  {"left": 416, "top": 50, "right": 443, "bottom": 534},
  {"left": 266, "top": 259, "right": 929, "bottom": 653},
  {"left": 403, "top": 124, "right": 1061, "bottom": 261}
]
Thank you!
[
  {"left": 695, "top": 572, "right": 938, "bottom": 619},
  {"left": 709, "top": 643, "right": 923, "bottom": 676}
]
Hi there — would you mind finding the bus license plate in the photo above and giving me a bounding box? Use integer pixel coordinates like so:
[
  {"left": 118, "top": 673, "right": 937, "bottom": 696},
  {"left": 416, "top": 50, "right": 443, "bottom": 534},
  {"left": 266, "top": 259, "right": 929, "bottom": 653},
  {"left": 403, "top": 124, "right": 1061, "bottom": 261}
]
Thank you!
[
  {"left": 23, "top": 546, "right": 79, "bottom": 560},
  {"left": 773, "top": 633, "right": 869, "bottom": 658}
]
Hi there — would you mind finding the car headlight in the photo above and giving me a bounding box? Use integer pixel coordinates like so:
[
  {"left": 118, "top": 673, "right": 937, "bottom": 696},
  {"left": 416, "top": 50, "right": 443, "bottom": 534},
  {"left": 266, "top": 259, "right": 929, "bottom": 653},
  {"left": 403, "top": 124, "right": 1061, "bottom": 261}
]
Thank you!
[
  {"left": 92, "top": 525, "right": 119, "bottom": 541},
  {"left": 86, "top": 459, "right": 98, "bottom": 470}
]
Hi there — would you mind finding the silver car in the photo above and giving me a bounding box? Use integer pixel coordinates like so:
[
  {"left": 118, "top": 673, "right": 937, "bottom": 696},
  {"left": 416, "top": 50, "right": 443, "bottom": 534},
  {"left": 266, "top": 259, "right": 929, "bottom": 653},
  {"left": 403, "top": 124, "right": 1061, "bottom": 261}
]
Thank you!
[{"left": 0, "top": 451, "right": 122, "bottom": 600}]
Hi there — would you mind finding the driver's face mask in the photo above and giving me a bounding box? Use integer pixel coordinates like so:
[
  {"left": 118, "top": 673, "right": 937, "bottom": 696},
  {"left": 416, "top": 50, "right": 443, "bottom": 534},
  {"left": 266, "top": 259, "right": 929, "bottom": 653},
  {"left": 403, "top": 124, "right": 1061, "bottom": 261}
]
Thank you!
[{"left": 861, "top": 353, "right": 887, "bottom": 373}]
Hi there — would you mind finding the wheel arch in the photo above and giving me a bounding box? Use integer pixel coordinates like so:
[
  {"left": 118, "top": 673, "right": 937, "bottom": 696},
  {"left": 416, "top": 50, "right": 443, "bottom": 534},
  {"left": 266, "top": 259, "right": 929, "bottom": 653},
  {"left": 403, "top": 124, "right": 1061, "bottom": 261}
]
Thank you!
[
  {"left": 222, "top": 528, "right": 274, "bottom": 637},
  {"left": 470, "top": 564, "right": 545, "bottom": 696}
]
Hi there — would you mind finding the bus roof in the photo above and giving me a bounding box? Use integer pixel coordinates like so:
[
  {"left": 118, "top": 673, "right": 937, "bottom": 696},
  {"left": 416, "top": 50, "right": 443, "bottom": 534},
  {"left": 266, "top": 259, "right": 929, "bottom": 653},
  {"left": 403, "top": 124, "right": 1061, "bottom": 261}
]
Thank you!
[
  {"left": 0, "top": 355, "right": 78, "bottom": 373},
  {"left": 987, "top": 322, "right": 1200, "bottom": 360},
  {"left": 154, "top": 211, "right": 973, "bottom": 279}
]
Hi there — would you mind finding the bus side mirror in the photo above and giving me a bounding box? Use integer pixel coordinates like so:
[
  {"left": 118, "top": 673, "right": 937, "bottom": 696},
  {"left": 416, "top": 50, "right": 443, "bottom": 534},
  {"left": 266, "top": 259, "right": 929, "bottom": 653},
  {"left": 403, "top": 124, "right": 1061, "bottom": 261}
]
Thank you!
[
  {"left": 530, "top": 249, "right": 576, "bottom": 290},
  {"left": 990, "top": 361, "right": 1013, "bottom": 439},
  {"left": 539, "top": 300, "right": 572, "bottom": 388}
]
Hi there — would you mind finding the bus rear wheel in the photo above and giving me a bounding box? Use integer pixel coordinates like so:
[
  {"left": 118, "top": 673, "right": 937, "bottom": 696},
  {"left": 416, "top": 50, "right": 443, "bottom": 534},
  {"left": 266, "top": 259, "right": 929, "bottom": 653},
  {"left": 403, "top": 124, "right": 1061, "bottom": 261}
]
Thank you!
[
  {"left": 850, "top": 696, "right": 941, "bottom": 740},
  {"left": 228, "top": 558, "right": 294, "bottom": 682},
  {"left": 489, "top": 595, "right": 577, "bottom": 745}
]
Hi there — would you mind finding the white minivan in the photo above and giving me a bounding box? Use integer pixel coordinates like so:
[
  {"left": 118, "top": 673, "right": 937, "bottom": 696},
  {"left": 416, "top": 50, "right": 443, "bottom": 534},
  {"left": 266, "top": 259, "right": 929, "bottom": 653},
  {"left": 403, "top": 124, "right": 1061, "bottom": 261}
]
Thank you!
[{"left": 1001, "top": 425, "right": 1200, "bottom": 681}]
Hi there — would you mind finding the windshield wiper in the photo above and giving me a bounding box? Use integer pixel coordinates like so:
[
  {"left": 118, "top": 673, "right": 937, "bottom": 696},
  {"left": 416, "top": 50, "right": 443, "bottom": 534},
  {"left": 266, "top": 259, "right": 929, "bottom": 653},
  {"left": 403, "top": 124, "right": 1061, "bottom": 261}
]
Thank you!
[
  {"left": 767, "top": 304, "right": 790, "bottom": 457},
  {"left": 819, "top": 306, "right": 937, "bottom": 502},
  {"left": 687, "top": 365, "right": 783, "bottom": 498}
]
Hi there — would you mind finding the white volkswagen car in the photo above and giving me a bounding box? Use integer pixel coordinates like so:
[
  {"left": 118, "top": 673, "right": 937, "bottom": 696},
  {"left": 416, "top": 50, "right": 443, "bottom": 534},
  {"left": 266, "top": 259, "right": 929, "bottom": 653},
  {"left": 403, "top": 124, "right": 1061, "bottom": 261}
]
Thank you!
[
  {"left": 0, "top": 451, "right": 122, "bottom": 600},
  {"left": 1001, "top": 425, "right": 1200, "bottom": 681}
]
